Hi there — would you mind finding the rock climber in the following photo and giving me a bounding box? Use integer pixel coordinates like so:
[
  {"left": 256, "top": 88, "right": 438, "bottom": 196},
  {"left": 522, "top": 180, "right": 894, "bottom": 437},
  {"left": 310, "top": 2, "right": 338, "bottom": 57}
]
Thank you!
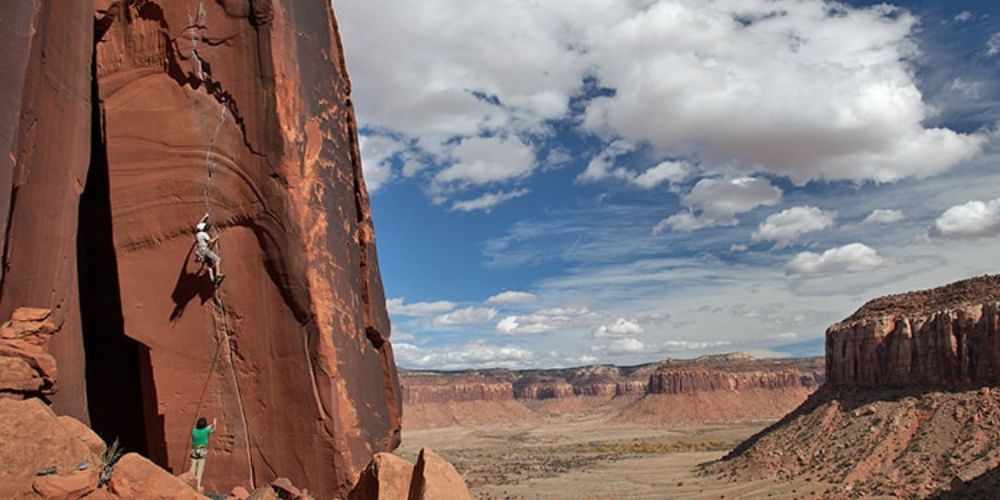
[
  {"left": 189, "top": 416, "right": 216, "bottom": 492},
  {"left": 194, "top": 213, "right": 225, "bottom": 287}
]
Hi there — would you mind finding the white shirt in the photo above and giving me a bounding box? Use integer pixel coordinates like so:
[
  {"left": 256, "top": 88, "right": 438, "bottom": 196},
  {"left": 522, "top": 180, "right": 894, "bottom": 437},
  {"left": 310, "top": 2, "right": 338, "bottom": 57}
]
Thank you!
[{"left": 196, "top": 231, "right": 211, "bottom": 250}]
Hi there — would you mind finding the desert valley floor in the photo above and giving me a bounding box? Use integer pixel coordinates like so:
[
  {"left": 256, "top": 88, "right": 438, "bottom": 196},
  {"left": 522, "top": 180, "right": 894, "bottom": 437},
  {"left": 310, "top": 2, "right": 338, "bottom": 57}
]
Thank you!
[{"left": 398, "top": 415, "right": 836, "bottom": 499}]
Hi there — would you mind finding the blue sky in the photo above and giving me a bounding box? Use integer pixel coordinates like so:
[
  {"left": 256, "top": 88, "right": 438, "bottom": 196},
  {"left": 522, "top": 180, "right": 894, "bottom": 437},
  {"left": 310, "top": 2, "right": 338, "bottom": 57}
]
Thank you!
[{"left": 336, "top": 0, "right": 999, "bottom": 370}]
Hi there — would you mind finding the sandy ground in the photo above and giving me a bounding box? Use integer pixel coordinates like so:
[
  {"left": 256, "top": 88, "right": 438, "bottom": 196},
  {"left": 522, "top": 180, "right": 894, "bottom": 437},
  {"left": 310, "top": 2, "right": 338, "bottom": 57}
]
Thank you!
[{"left": 398, "top": 415, "right": 846, "bottom": 499}]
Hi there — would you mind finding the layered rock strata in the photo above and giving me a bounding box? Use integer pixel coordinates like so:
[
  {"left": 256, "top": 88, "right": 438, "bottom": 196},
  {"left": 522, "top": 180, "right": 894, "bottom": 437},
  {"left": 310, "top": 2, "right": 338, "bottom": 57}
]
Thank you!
[
  {"left": 0, "top": 308, "right": 58, "bottom": 399},
  {"left": 401, "top": 355, "right": 824, "bottom": 428},
  {"left": 716, "top": 275, "right": 1000, "bottom": 498},
  {"left": 648, "top": 356, "right": 824, "bottom": 394},
  {"left": 0, "top": 2, "right": 399, "bottom": 497},
  {"left": 827, "top": 275, "right": 1000, "bottom": 388},
  {"left": 401, "top": 377, "right": 514, "bottom": 404}
]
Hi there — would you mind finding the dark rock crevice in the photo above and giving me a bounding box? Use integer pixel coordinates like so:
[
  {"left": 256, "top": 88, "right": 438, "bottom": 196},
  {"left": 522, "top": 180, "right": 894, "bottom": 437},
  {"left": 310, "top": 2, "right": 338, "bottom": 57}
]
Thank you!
[{"left": 77, "top": 34, "right": 167, "bottom": 467}]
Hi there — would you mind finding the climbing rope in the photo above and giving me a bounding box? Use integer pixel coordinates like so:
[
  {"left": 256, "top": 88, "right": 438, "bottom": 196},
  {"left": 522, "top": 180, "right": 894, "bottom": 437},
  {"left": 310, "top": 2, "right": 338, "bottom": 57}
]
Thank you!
[{"left": 194, "top": 33, "right": 255, "bottom": 485}]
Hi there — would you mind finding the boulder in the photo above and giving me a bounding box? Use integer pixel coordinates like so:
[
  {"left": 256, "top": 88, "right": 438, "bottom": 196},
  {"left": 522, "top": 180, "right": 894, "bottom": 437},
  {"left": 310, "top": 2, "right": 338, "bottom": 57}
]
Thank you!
[
  {"left": 78, "top": 489, "right": 117, "bottom": 500},
  {"left": 246, "top": 487, "right": 278, "bottom": 500},
  {"left": 349, "top": 452, "right": 415, "bottom": 500},
  {"left": 0, "top": 478, "right": 36, "bottom": 499},
  {"left": 0, "top": 398, "right": 98, "bottom": 479},
  {"left": 228, "top": 486, "right": 251, "bottom": 500},
  {"left": 0, "top": 357, "right": 43, "bottom": 394},
  {"left": 176, "top": 470, "right": 198, "bottom": 490},
  {"left": 270, "top": 477, "right": 301, "bottom": 499},
  {"left": 407, "top": 448, "right": 472, "bottom": 500},
  {"left": 0, "top": 308, "right": 58, "bottom": 397},
  {"left": 109, "top": 453, "right": 207, "bottom": 500},
  {"left": 31, "top": 469, "right": 97, "bottom": 500},
  {"left": 56, "top": 416, "right": 106, "bottom": 456}
]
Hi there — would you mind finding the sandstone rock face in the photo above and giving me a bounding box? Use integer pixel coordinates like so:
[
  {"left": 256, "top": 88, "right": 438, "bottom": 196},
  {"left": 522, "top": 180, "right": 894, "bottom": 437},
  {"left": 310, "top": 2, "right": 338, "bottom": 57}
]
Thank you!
[
  {"left": 512, "top": 377, "right": 575, "bottom": 399},
  {"left": 647, "top": 356, "right": 824, "bottom": 394},
  {"left": 401, "top": 377, "right": 514, "bottom": 404},
  {"left": 715, "top": 275, "right": 1000, "bottom": 497},
  {"left": 826, "top": 276, "right": 1000, "bottom": 388},
  {"left": 0, "top": 308, "right": 58, "bottom": 398},
  {"left": 0, "top": 2, "right": 399, "bottom": 497},
  {"left": 32, "top": 469, "right": 98, "bottom": 500},
  {"left": 0, "top": 398, "right": 100, "bottom": 480},
  {"left": 348, "top": 452, "right": 415, "bottom": 500},
  {"left": 407, "top": 448, "right": 472, "bottom": 500},
  {"left": 109, "top": 453, "right": 207, "bottom": 500}
]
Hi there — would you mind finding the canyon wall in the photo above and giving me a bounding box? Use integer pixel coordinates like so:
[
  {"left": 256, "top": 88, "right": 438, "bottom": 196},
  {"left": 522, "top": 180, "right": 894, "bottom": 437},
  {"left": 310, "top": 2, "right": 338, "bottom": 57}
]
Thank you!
[
  {"left": 402, "top": 376, "right": 515, "bottom": 404},
  {"left": 648, "top": 355, "right": 824, "bottom": 394},
  {"left": 401, "top": 355, "right": 824, "bottom": 428},
  {"left": 826, "top": 275, "right": 1000, "bottom": 388},
  {"left": 0, "top": 1, "right": 400, "bottom": 497},
  {"left": 716, "top": 275, "right": 1000, "bottom": 497}
]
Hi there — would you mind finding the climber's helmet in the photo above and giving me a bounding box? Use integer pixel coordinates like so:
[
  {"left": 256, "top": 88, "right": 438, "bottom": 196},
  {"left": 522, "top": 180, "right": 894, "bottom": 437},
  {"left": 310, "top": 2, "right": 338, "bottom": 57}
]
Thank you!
[{"left": 196, "top": 222, "right": 207, "bottom": 232}]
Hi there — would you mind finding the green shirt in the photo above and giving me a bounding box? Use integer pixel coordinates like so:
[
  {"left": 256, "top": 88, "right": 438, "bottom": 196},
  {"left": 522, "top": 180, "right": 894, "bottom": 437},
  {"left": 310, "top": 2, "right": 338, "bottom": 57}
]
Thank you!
[{"left": 191, "top": 426, "right": 213, "bottom": 448}]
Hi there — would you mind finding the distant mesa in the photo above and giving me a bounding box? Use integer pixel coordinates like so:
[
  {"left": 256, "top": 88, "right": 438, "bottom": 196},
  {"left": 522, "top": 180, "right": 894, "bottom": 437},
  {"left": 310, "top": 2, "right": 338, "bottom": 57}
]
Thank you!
[
  {"left": 715, "top": 274, "right": 1000, "bottom": 498},
  {"left": 400, "top": 353, "right": 824, "bottom": 428}
]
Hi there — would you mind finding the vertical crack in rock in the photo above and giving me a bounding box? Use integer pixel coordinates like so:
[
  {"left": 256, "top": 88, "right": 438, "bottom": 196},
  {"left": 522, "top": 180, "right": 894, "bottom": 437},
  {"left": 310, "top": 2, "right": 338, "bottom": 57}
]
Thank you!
[
  {"left": 209, "top": 294, "right": 256, "bottom": 488},
  {"left": 78, "top": 33, "right": 167, "bottom": 465}
]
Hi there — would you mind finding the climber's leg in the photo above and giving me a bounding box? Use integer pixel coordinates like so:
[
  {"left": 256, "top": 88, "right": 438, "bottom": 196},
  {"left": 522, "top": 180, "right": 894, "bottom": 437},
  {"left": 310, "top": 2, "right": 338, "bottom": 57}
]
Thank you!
[{"left": 200, "top": 250, "right": 222, "bottom": 284}]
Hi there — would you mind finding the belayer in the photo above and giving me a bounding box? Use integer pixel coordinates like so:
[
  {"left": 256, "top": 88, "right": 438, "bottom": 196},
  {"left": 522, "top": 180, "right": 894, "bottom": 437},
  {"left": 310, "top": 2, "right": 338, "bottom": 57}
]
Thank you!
[
  {"left": 194, "top": 213, "right": 225, "bottom": 287},
  {"left": 189, "top": 416, "right": 216, "bottom": 492}
]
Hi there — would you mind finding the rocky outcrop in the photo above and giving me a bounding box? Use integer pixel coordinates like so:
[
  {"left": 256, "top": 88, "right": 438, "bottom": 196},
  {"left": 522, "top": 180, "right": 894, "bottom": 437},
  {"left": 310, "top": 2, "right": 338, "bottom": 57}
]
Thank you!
[
  {"left": 715, "top": 275, "right": 1000, "bottom": 498},
  {"left": 512, "top": 377, "right": 575, "bottom": 399},
  {"left": 0, "top": 2, "right": 400, "bottom": 498},
  {"left": 648, "top": 356, "right": 824, "bottom": 394},
  {"left": 401, "top": 377, "right": 514, "bottom": 404},
  {"left": 109, "top": 453, "right": 206, "bottom": 500},
  {"left": 0, "top": 308, "right": 58, "bottom": 399},
  {"left": 827, "top": 276, "right": 1000, "bottom": 388},
  {"left": 347, "top": 449, "right": 471, "bottom": 500},
  {"left": 348, "top": 453, "right": 414, "bottom": 500},
  {"left": 408, "top": 448, "right": 473, "bottom": 500},
  {"left": 401, "top": 355, "right": 824, "bottom": 428}
]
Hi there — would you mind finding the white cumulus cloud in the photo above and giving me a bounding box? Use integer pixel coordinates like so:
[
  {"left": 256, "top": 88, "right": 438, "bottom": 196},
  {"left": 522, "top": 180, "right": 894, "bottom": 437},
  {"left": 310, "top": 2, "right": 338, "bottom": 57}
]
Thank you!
[
  {"left": 486, "top": 291, "right": 538, "bottom": 305},
  {"left": 394, "top": 340, "right": 536, "bottom": 370},
  {"left": 387, "top": 298, "right": 457, "bottom": 317},
  {"left": 785, "top": 242, "right": 886, "bottom": 275},
  {"left": 578, "top": 141, "right": 692, "bottom": 189},
  {"left": 752, "top": 206, "right": 837, "bottom": 248},
  {"left": 654, "top": 176, "right": 782, "bottom": 233},
  {"left": 593, "top": 317, "right": 645, "bottom": 338},
  {"left": 861, "top": 209, "right": 904, "bottom": 225},
  {"left": 496, "top": 306, "right": 594, "bottom": 335},
  {"left": 433, "top": 306, "right": 499, "bottom": 326},
  {"left": 339, "top": 0, "right": 985, "bottom": 202},
  {"left": 451, "top": 188, "right": 529, "bottom": 212},
  {"left": 930, "top": 198, "right": 1000, "bottom": 239},
  {"left": 603, "top": 338, "right": 648, "bottom": 355},
  {"left": 435, "top": 136, "right": 535, "bottom": 188}
]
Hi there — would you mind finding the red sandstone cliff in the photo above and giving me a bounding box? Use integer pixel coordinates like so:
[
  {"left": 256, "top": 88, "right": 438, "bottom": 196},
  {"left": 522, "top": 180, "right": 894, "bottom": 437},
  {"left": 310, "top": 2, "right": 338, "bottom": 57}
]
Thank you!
[
  {"left": 615, "top": 354, "right": 824, "bottom": 425},
  {"left": 0, "top": 1, "right": 399, "bottom": 497},
  {"left": 400, "top": 355, "right": 823, "bottom": 428},
  {"left": 648, "top": 355, "right": 824, "bottom": 394},
  {"left": 827, "top": 275, "right": 1000, "bottom": 388},
  {"left": 402, "top": 376, "right": 515, "bottom": 404},
  {"left": 716, "top": 275, "right": 1000, "bottom": 498}
]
